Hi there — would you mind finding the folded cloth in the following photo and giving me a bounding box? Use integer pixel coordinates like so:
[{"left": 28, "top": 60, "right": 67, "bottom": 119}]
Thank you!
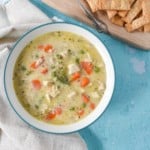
[
  {"left": 0, "top": 1, "right": 87, "bottom": 150},
  {"left": 0, "top": 0, "right": 51, "bottom": 38}
]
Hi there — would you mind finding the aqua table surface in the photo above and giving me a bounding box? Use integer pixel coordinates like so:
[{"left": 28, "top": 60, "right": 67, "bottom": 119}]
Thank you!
[{"left": 32, "top": 1, "right": 150, "bottom": 150}]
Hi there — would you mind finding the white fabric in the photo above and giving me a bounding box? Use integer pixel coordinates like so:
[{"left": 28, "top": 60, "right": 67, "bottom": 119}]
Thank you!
[
  {"left": 0, "top": 0, "right": 51, "bottom": 38},
  {"left": 0, "top": 0, "right": 87, "bottom": 150}
]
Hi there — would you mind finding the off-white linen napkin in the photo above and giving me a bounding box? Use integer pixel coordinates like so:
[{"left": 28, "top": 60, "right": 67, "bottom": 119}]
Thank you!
[{"left": 0, "top": 1, "right": 87, "bottom": 150}]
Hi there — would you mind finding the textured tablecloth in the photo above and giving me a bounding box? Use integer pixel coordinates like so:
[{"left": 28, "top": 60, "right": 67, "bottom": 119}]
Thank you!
[{"left": 31, "top": 1, "right": 150, "bottom": 150}]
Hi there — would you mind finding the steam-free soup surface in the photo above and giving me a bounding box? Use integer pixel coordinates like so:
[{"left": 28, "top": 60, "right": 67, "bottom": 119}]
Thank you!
[{"left": 13, "top": 31, "right": 106, "bottom": 124}]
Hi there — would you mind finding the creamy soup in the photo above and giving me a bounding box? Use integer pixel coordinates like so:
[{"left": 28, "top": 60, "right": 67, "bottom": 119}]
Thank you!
[{"left": 13, "top": 31, "right": 106, "bottom": 125}]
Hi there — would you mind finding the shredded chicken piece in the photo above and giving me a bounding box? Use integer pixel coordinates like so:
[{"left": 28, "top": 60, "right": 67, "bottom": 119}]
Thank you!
[
  {"left": 60, "top": 50, "right": 68, "bottom": 58},
  {"left": 39, "top": 104, "right": 48, "bottom": 114},
  {"left": 35, "top": 56, "right": 44, "bottom": 66},
  {"left": 67, "top": 92, "right": 76, "bottom": 98},
  {"left": 48, "top": 57, "right": 54, "bottom": 65},
  {"left": 98, "top": 83, "right": 105, "bottom": 91},
  {"left": 68, "top": 64, "right": 80, "bottom": 75},
  {"left": 45, "top": 93, "right": 51, "bottom": 102},
  {"left": 83, "top": 53, "right": 92, "bottom": 62},
  {"left": 42, "top": 80, "right": 52, "bottom": 86},
  {"left": 88, "top": 83, "right": 93, "bottom": 87},
  {"left": 91, "top": 92, "right": 99, "bottom": 98},
  {"left": 49, "top": 85, "right": 60, "bottom": 98},
  {"left": 80, "top": 88, "right": 85, "bottom": 93}
]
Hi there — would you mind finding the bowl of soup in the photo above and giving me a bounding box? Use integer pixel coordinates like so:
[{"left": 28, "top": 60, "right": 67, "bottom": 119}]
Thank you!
[{"left": 4, "top": 22, "right": 115, "bottom": 133}]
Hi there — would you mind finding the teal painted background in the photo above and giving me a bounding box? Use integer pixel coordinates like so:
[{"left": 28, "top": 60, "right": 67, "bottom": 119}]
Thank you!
[{"left": 32, "top": 1, "right": 150, "bottom": 149}]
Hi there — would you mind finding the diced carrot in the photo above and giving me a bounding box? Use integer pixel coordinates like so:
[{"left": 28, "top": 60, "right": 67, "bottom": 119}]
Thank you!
[
  {"left": 82, "top": 94, "right": 90, "bottom": 103},
  {"left": 55, "top": 107, "right": 62, "bottom": 115},
  {"left": 41, "top": 68, "right": 48, "bottom": 74},
  {"left": 31, "top": 79, "right": 41, "bottom": 90},
  {"left": 80, "top": 77, "right": 90, "bottom": 87},
  {"left": 90, "top": 102, "right": 95, "bottom": 110},
  {"left": 77, "top": 109, "right": 84, "bottom": 116},
  {"left": 44, "top": 44, "right": 53, "bottom": 52},
  {"left": 81, "top": 62, "right": 93, "bottom": 74},
  {"left": 30, "top": 61, "right": 37, "bottom": 69},
  {"left": 30, "top": 57, "right": 45, "bottom": 69},
  {"left": 46, "top": 111, "right": 56, "bottom": 120},
  {"left": 38, "top": 45, "right": 44, "bottom": 50},
  {"left": 71, "top": 72, "right": 80, "bottom": 81}
]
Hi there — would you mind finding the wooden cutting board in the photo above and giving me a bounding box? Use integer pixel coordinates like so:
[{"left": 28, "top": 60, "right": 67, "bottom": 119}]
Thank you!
[{"left": 42, "top": 0, "right": 150, "bottom": 50}]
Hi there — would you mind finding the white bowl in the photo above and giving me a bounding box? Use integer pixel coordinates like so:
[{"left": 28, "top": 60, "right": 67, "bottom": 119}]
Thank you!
[{"left": 4, "top": 22, "right": 115, "bottom": 134}]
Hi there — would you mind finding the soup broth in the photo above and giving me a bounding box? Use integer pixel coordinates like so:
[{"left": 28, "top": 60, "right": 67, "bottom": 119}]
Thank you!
[{"left": 13, "top": 31, "right": 106, "bottom": 124}]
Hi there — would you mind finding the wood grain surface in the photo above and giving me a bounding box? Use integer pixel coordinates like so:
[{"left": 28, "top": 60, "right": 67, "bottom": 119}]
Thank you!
[{"left": 42, "top": 0, "right": 150, "bottom": 50}]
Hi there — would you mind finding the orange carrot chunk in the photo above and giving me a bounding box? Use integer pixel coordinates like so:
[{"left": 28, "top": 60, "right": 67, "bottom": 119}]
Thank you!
[
  {"left": 46, "top": 111, "right": 56, "bottom": 120},
  {"left": 80, "top": 77, "right": 90, "bottom": 87},
  {"left": 44, "top": 44, "right": 53, "bottom": 52},
  {"left": 41, "top": 68, "right": 48, "bottom": 74},
  {"left": 38, "top": 45, "right": 44, "bottom": 50},
  {"left": 82, "top": 94, "right": 90, "bottom": 103},
  {"left": 31, "top": 79, "right": 41, "bottom": 90},
  {"left": 30, "top": 57, "right": 45, "bottom": 69},
  {"left": 77, "top": 109, "right": 84, "bottom": 116},
  {"left": 30, "top": 61, "right": 37, "bottom": 69},
  {"left": 81, "top": 62, "right": 93, "bottom": 74},
  {"left": 55, "top": 107, "right": 62, "bottom": 115},
  {"left": 90, "top": 102, "right": 95, "bottom": 110},
  {"left": 71, "top": 72, "right": 80, "bottom": 81}
]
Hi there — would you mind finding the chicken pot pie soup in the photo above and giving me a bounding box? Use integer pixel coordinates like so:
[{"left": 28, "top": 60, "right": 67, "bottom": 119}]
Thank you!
[{"left": 13, "top": 31, "right": 106, "bottom": 125}]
